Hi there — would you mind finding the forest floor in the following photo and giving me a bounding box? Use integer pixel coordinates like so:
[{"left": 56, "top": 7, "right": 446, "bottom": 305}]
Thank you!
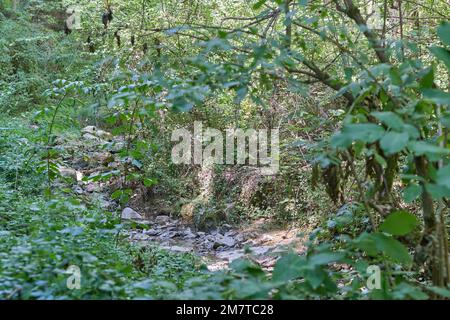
[{"left": 57, "top": 125, "right": 309, "bottom": 272}]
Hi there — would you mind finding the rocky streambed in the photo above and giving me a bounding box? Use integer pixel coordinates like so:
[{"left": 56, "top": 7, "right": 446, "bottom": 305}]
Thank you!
[{"left": 56, "top": 126, "right": 307, "bottom": 271}]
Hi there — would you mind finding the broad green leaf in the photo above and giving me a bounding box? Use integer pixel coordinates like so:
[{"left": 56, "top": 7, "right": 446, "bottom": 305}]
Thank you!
[
  {"left": 403, "top": 183, "right": 421, "bottom": 203},
  {"left": 353, "top": 232, "right": 378, "bottom": 256},
  {"left": 230, "top": 259, "right": 265, "bottom": 278},
  {"left": 429, "top": 46, "right": 450, "bottom": 70},
  {"left": 425, "top": 183, "right": 450, "bottom": 199},
  {"left": 308, "top": 252, "right": 344, "bottom": 268},
  {"left": 419, "top": 67, "right": 434, "bottom": 89},
  {"left": 437, "top": 21, "right": 450, "bottom": 47},
  {"left": 440, "top": 112, "right": 450, "bottom": 127},
  {"left": 332, "top": 123, "right": 385, "bottom": 148},
  {"left": 422, "top": 88, "right": 450, "bottom": 105},
  {"left": 392, "top": 282, "right": 429, "bottom": 300},
  {"left": 429, "top": 286, "right": 450, "bottom": 298},
  {"left": 435, "top": 164, "right": 450, "bottom": 188},
  {"left": 371, "top": 111, "right": 404, "bottom": 131},
  {"left": 380, "top": 131, "right": 409, "bottom": 155},
  {"left": 389, "top": 68, "right": 402, "bottom": 85},
  {"left": 371, "top": 233, "right": 412, "bottom": 265},
  {"left": 408, "top": 141, "right": 450, "bottom": 156},
  {"left": 379, "top": 210, "right": 419, "bottom": 236},
  {"left": 272, "top": 253, "right": 304, "bottom": 282}
]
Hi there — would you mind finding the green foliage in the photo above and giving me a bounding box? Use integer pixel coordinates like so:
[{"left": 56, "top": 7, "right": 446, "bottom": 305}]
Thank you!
[
  {"left": 1, "top": 0, "right": 449, "bottom": 300},
  {"left": 380, "top": 211, "right": 419, "bottom": 236}
]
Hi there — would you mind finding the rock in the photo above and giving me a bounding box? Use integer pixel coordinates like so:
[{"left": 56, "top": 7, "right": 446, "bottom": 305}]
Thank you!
[
  {"left": 84, "top": 183, "right": 99, "bottom": 193},
  {"left": 83, "top": 133, "right": 101, "bottom": 142},
  {"left": 250, "top": 246, "right": 271, "bottom": 256},
  {"left": 159, "top": 231, "right": 177, "bottom": 239},
  {"left": 59, "top": 167, "right": 82, "bottom": 181},
  {"left": 108, "top": 161, "right": 121, "bottom": 169},
  {"left": 132, "top": 233, "right": 150, "bottom": 241},
  {"left": 155, "top": 215, "right": 170, "bottom": 224},
  {"left": 82, "top": 126, "right": 112, "bottom": 141},
  {"left": 92, "top": 152, "right": 114, "bottom": 166},
  {"left": 217, "top": 250, "right": 245, "bottom": 262},
  {"left": 96, "top": 129, "right": 112, "bottom": 140},
  {"left": 183, "top": 227, "right": 196, "bottom": 239},
  {"left": 121, "top": 207, "right": 143, "bottom": 220},
  {"left": 224, "top": 230, "right": 238, "bottom": 237},
  {"left": 106, "top": 141, "right": 125, "bottom": 153},
  {"left": 213, "top": 234, "right": 236, "bottom": 248},
  {"left": 82, "top": 126, "right": 97, "bottom": 135},
  {"left": 73, "top": 186, "right": 84, "bottom": 195},
  {"left": 143, "top": 229, "right": 160, "bottom": 236},
  {"left": 162, "top": 245, "right": 193, "bottom": 253}
]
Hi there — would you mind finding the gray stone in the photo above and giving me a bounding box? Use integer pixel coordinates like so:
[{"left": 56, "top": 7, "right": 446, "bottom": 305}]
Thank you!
[
  {"left": 82, "top": 126, "right": 97, "bottom": 135},
  {"left": 155, "top": 215, "right": 170, "bottom": 224},
  {"left": 96, "top": 129, "right": 112, "bottom": 140},
  {"left": 163, "top": 245, "right": 193, "bottom": 253},
  {"left": 143, "top": 229, "right": 160, "bottom": 236},
  {"left": 217, "top": 250, "right": 245, "bottom": 262},
  {"left": 84, "top": 183, "right": 99, "bottom": 193},
  {"left": 213, "top": 234, "right": 236, "bottom": 248},
  {"left": 121, "top": 207, "right": 143, "bottom": 220},
  {"left": 83, "top": 133, "right": 101, "bottom": 142}
]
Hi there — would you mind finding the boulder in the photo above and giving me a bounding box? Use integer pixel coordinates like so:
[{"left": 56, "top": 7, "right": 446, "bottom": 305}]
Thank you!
[
  {"left": 121, "top": 207, "right": 143, "bottom": 220},
  {"left": 82, "top": 126, "right": 97, "bottom": 135},
  {"left": 213, "top": 234, "right": 236, "bottom": 248},
  {"left": 82, "top": 133, "right": 101, "bottom": 142},
  {"left": 59, "top": 167, "right": 83, "bottom": 181},
  {"left": 96, "top": 129, "right": 112, "bottom": 140}
]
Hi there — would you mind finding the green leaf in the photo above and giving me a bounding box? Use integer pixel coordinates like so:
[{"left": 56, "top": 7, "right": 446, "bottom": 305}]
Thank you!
[
  {"left": 392, "top": 282, "right": 429, "bottom": 300},
  {"left": 437, "top": 21, "right": 450, "bottom": 47},
  {"left": 299, "top": 0, "right": 309, "bottom": 6},
  {"left": 403, "top": 183, "right": 421, "bottom": 203},
  {"left": 353, "top": 232, "right": 378, "bottom": 256},
  {"left": 429, "top": 46, "right": 450, "bottom": 70},
  {"left": 389, "top": 68, "right": 402, "bottom": 86},
  {"left": 419, "top": 68, "right": 434, "bottom": 89},
  {"left": 371, "top": 233, "right": 412, "bottom": 265},
  {"left": 425, "top": 183, "right": 450, "bottom": 199},
  {"left": 429, "top": 286, "right": 450, "bottom": 298},
  {"left": 379, "top": 210, "right": 419, "bottom": 236},
  {"left": 435, "top": 164, "right": 450, "bottom": 188},
  {"left": 252, "top": 0, "right": 267, "bottom": 10},
  {"left": 422, "top": 88, "right": 450, "bottom": 105},
  {"left": 344, "top": 123, "right": 385, "bottom": 143},
  {"left": 331, "top": 123, "right": 385, "bottom": 148},
  {"left": 111, "top": 190, "right": 122, "bottom": 200},
  {"left": 308, "top": 252, "right": 344, "bottom": 267},
  {"left": 408, "top": 141, "right": 450, "bottom": 156},
  {"left": 380, "top": 132, "right": 409, "bottom": 155},
  {"left": 371, "top": 111, "right": 404, "bottom": 131},
  {"left": 272, "top": 253, "right": 304, "bottom": 282},
  {"left": 143, "top": 178, "right": 158, "bottom": 187}
]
